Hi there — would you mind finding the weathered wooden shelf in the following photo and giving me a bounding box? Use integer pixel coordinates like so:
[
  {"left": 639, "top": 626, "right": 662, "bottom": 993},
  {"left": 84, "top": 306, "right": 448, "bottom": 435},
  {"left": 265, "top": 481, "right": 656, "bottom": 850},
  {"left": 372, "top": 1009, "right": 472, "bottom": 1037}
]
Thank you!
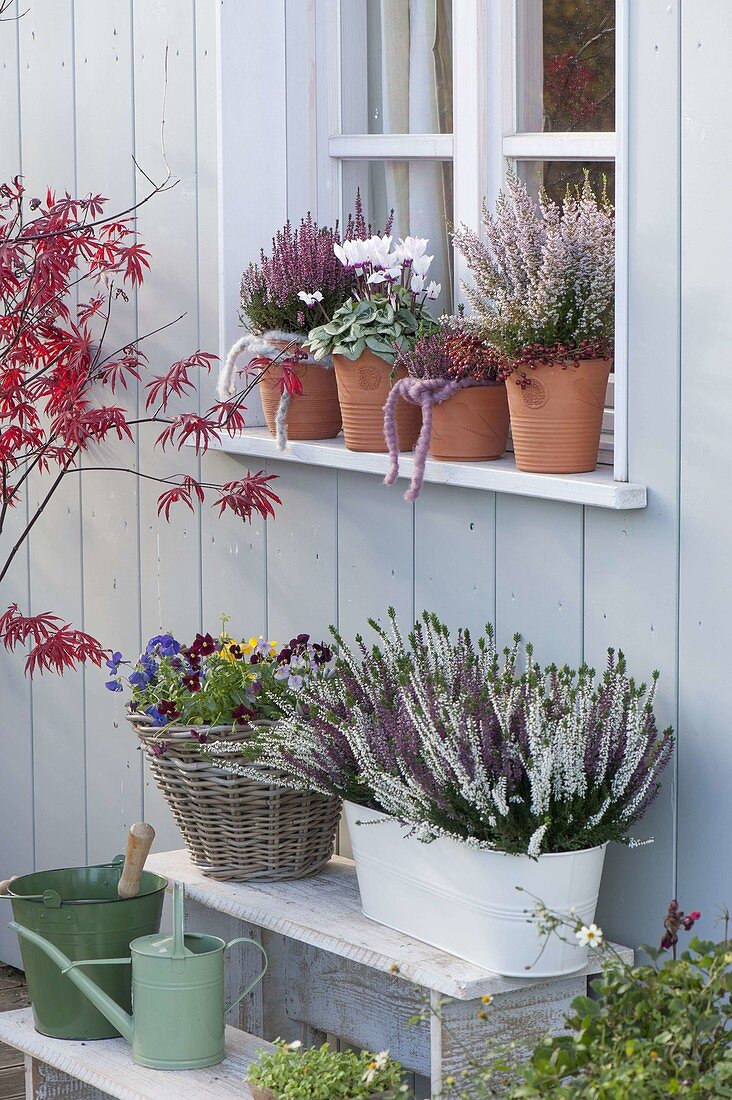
[
  {"left": 0, "top": 1009, "right": 271, "bottom": 1100},
  {"left": 147, "top": 850, "right": 633, "bottom": 1002},
  {"left": 205, "top": 429, "right": 647, "bottom": 510}
]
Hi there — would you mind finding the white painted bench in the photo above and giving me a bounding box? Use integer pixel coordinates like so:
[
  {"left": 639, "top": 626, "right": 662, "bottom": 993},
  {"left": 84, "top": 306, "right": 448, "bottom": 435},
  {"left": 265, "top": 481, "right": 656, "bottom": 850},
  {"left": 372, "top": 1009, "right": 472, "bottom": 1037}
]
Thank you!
[
  {"left": 148, "top": 850, "right": 633, "bottom": 1096},
  {"left": 0, "top": 1009, "right": 272, "bottom": 1099}
]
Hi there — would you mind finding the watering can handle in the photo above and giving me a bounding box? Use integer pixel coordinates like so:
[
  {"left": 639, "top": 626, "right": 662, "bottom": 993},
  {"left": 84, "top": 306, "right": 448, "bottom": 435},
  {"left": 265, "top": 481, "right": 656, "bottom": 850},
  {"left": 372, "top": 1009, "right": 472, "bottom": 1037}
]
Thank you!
[
  {"left": 118, "top": 822, "right": 155, "bottom": 899},
  {"left": 224, "top": 937, "right": 268, "bottom": 1014}
]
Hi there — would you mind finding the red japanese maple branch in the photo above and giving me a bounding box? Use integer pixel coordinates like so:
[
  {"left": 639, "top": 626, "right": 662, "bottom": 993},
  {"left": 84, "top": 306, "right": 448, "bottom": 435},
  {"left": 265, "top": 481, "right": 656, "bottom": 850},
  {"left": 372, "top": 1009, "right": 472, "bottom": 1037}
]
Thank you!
[{"left": 0, "top": 178, "right": 280, "bottom": 674}]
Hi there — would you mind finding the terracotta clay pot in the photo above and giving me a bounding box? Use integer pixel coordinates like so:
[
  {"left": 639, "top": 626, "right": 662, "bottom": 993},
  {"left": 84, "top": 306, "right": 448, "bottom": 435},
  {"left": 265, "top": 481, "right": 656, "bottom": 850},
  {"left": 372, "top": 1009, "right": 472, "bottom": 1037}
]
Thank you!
[
  {"left": 333, "top": 351, "right": 421, "bottom": 453},
  {"left": 506, "top": 358, "right": 612, "bottom": 473},
  {"left": 258, "top": 340, "right": 341, "bottom": 441},
  {"left": 429, "top": 383, "right": 510, "bottom": 462}
]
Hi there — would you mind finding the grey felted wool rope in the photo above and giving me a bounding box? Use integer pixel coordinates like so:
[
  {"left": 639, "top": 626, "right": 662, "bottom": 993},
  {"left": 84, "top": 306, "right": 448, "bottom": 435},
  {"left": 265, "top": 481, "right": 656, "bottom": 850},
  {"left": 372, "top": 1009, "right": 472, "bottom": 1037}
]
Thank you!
[{"left": 218, "top": 331, "right": 333, "bottom": 449}]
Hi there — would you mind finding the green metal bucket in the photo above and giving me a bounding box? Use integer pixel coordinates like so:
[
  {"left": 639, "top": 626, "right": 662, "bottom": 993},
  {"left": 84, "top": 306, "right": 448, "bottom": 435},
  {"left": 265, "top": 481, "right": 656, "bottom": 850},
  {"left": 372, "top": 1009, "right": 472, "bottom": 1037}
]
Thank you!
[{"left": 6, "top": 857, "right": 166, "bottom": 1040}]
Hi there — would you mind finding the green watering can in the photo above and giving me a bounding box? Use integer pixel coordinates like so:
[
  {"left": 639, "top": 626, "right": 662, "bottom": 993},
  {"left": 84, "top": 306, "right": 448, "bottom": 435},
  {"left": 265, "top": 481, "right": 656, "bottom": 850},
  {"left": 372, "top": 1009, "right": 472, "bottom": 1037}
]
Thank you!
[{"left": 11, "top": 882, "right": 268, "bottom": 1070}]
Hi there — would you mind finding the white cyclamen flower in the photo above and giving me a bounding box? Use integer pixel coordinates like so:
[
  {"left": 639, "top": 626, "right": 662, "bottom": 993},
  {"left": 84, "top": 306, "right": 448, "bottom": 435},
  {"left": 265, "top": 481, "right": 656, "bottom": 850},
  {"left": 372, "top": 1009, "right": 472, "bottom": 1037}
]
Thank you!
[
  {"left": 410, "top": 271, "right": 425, "bottom": 293},
  {"left": 426, "top": 280, "right": 441, "bottom": 300},
  {"left": 334, "top": 239, "right": 370, "bottom": 267},
  {"left": 576, "top": 923, "right": 603, "bottom": 948},
  {"left": 411, "top": 253, "right": 434, "bottom": 276},
  {"left": 395, "top": 235, "right": 429, "bottom": 262},
  {"left": 297, "top": 290, "right": 323, "bottom": 306},
  {"left": 368, "top": 265, "right": 401, "bottom": 284}
]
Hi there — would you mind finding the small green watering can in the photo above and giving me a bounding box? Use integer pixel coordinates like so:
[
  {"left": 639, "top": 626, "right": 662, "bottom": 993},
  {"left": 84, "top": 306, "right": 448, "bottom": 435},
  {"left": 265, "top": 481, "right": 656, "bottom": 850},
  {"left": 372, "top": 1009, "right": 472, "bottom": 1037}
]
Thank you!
[{"left": 11, "top": 882, "right": 267, "bottom": 1070}]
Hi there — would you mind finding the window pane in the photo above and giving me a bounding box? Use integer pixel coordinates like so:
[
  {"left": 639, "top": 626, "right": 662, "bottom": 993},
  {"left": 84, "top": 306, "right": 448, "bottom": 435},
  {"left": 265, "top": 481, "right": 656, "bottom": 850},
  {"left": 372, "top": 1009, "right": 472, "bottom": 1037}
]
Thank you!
[
  {"left": 340, "top": 0, "right": 453, "bottom": 134},
  {"left": 517, "top": 160, "right": 614, "bottom": 206},
  {"left": 516, "top": 0, "right": 615, "bottom": 132},
  {"left": 341, "top": 160, "right": 454, "bottom": 314}
]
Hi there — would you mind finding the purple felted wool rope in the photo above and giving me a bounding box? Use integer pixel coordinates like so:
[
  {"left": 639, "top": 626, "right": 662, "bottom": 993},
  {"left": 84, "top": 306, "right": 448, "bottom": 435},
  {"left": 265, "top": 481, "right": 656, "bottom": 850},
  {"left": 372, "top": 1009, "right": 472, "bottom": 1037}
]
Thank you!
[{"left": 384, "top": 376, "right": 476, "bottom": 501}]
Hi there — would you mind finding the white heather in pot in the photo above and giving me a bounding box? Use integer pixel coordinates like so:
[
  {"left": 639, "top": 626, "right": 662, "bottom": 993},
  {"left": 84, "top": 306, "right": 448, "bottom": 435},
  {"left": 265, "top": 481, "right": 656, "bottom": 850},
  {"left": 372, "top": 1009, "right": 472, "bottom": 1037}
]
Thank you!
[{"left": 452, "top": 167, "right": 614, "bottom": 371}]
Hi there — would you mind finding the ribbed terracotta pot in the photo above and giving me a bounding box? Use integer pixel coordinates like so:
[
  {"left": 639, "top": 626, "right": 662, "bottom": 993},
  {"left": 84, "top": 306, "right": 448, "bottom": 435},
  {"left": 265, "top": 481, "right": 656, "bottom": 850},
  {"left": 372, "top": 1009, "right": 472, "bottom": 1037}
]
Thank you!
[
  {"left": 430, "top": 383, "right": 510, "bottom": 462},
  {"left": 333, "top": 351, "right": 421, "bottom": 453},
  {"left": 506, "top": 358, "right": 612, "bottom": 473},
  {"left": 258, "top": 340, "right": 341, "bottom": 441}
]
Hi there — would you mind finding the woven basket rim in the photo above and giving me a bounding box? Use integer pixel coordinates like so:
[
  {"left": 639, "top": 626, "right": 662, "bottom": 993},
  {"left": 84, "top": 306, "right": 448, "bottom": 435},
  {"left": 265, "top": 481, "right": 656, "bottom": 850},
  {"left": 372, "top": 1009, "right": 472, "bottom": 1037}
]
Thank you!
[{"left": 126, "top": 710, "right": 276, "bottom": 741}]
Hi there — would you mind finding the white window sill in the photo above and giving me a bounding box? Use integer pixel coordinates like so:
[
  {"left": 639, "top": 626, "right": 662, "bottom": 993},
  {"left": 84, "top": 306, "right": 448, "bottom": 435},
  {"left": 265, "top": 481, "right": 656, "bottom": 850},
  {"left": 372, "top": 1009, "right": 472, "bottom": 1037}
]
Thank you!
[{"left": 204, "top": 429, "right": 647, "bottom": 510}]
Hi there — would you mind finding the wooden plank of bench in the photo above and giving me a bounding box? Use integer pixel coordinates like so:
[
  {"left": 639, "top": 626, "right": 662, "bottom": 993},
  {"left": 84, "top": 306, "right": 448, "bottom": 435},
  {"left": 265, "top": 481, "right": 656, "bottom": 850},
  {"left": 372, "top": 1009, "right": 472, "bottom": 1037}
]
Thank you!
[
  {"left": 0, "top": 1009, "right": 272, "bottom": 1100},
  {"left": 148, "top": 850, "right": 633, "bottom": 1002}
]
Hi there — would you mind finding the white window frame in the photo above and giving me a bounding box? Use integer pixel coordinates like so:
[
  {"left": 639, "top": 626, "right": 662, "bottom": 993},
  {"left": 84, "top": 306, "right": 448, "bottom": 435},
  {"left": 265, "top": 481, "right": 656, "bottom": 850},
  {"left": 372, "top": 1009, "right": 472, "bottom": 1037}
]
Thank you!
[{"left": 321, "top": 0, "right": 628, "bottom": 481}]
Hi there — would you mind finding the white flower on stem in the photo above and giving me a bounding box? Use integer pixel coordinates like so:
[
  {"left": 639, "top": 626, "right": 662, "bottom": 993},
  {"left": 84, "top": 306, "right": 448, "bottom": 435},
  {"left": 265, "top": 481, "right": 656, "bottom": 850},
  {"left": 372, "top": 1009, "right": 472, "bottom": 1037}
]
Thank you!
[
  {"left": 425, "top": 280, "right": 441, "bottom": 300},
  {"left": 576, "top": 923, "right": 603, "bottom": 948},
  {"left": 362, "top": 1051, "right": 388, "bottom": 1085},
  {"left": 334, "top": 239, "right": 370, "bottom": 268},
  {"left": 297, "top": 290, "right": 324, "bottom": 306},
  {"left": 368, "top": 265, "right": 401, "bottom": 285},
  {"left": 395, "top": 235, "right": 429, "bottom": 262},
  {"left": 410, "top": 271, "right": 426, "bottom": 294},
  {"left": 282, "top": 1039, "right": 302, "bottom": 1052},
  {"left": 411, "top": 253, "right": 434, "bottom": 277}
]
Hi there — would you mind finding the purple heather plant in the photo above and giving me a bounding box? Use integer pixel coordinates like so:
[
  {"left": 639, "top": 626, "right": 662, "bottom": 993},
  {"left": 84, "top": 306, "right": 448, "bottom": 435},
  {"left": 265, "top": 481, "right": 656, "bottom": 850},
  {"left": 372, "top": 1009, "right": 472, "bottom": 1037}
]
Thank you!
[
  {"left": 240, "top": 213, "right": 354, "bottom": 336},
  {"left": 240, "top": 193, "right": 394, "bottom": 338},
  {"left": 212, "top": 610, "right": 674, "bottom": 857}
]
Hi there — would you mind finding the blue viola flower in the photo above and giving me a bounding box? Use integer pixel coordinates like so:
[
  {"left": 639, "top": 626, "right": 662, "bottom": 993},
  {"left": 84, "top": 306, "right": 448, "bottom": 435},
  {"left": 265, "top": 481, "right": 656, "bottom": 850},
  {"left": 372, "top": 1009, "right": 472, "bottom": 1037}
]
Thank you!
[
  {"left": 146, "top": 633, "right": 180, "bottom": 658},
  {"left": 105, "top": 651, "right": 124, "bottom": 674},
  {"left": 129, "top": 668, "right": 152, "bottom": 689},
  {"left": 145, "top": 704, "right": 167, "bottom": 727},
  {"left": 105, "top": 679, "right": 123, "bottom": 692}
]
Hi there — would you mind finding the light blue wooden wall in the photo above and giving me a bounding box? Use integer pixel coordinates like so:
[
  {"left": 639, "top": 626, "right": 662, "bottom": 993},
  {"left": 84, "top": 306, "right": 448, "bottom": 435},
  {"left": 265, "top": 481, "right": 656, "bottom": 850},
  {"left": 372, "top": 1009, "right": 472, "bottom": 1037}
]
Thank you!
[{"left": 0, "top": 0, "right": 728, "bottom": 972}]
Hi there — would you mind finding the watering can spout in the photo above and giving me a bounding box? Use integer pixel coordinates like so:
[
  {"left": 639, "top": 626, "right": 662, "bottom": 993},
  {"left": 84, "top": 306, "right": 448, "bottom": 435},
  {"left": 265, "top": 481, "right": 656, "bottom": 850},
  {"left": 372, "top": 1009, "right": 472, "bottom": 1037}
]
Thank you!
[{"left": 9, "top": 921, "right": 134, "bottom": 1042}]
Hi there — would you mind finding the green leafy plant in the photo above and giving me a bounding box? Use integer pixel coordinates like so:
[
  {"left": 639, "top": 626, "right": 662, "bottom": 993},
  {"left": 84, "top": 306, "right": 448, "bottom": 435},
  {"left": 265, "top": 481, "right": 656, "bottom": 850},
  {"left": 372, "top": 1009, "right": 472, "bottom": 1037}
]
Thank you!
[
  {"left": 439, "top": 902, "right": 730, "bottom": 1100},
  {"left": 510, "top": 938, "right": 732, "bottom": 1098},
  {"left": 247, "top": 1040, "right": 408, "bottom": 1099},
  {"left": 307, "top": 289, "right": 427, "bottom": 363}
]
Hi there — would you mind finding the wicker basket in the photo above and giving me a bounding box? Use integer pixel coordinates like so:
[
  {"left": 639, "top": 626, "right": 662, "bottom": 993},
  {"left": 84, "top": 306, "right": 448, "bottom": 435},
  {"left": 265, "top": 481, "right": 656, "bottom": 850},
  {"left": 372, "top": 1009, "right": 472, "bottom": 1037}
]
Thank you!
[{"left": 129, "top": 715, "right": 341, "bottom": 882}]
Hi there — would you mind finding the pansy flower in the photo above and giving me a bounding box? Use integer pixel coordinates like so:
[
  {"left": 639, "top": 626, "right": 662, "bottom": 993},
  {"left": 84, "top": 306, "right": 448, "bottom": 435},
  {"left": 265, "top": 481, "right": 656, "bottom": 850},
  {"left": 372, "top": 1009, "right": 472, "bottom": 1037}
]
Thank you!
[
  {"left": 105, "top": 679, "right": 123, "bottom": 692},
  {"left": 182, "top": 672, "right": 201, "bottom": 692},
  {"left": 190, "top": 632, "right": 217, "bottom": 657},
  {"left": 157, "top": 700, "right": 181, "bottom": 720},
  {"left": 232, "top": 703, "right": 254, "bottom": 723}
]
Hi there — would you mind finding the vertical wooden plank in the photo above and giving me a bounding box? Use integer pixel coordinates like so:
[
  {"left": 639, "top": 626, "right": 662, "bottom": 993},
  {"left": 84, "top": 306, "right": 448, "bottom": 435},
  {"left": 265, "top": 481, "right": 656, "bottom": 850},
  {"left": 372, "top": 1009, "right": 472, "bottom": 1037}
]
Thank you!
[
  {"left": 217, "top": 0, "right": 287, "bottom": 425},
  {"left": 74, "top": 1, "right": 145, "bottom": 865},
  {"left": 0, "top": 8, "right": 33, "bottom": 969},
  {"left": 199, "top": 0, "right": 269, "bottom": 639},
  {"left": 285, "top": 0, "right": 318, "bottom": 216},
  {"left": 584, "top": 0, "right": 679, "bottom": 949},
  {"left": 414, "top": 484, "right": 496, "bottom": 634},
  {"left": 337, "top": 472, "right": 414, "bottom": 643},
  {"left": 133, "top": 0, "right": 202, "bottom": 849},
  {"left": 19, "top": 0, "right": 88, "bottom": 872},
  {"left": 677, "top": 0, "right": 732, "bottom": 937},
  {"left": 265, "top": 462, "right": 338, "bottom": 644},
  {"left": 495, "top": 496, "right": 583, "bottom": 667},
  {"left": 314, "top": 0, "right": 340, "bottom": 225}
]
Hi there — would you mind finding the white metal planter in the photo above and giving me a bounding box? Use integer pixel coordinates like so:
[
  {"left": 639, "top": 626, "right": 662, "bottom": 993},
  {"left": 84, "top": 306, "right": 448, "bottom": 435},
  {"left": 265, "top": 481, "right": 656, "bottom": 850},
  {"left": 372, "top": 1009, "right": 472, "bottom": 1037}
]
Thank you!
[{"left": 344, "top": 801, "right": 607, "bottom": 978}]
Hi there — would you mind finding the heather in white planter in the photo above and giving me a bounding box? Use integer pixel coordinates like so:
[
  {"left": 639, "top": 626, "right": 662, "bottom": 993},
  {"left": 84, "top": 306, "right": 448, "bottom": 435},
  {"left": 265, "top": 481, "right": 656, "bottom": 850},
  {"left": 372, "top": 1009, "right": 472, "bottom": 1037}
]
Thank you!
[
  {"left": 344, "top": 802, "right": 606, "bottom": 977},
  {"left": 220, "top": 612, "right": 674, "bottom": 975}
]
